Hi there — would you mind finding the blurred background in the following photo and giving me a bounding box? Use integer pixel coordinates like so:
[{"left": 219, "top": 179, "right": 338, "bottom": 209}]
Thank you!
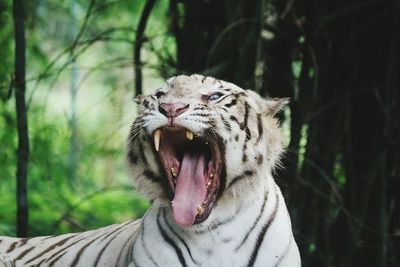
[{"left": 0, "top": 0, "right": 399, "bottom": 266}]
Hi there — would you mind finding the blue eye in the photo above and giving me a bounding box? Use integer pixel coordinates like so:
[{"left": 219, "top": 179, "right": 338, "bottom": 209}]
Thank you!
[{"left": 208, "top": 92, "right": 223, "bottom": 101}]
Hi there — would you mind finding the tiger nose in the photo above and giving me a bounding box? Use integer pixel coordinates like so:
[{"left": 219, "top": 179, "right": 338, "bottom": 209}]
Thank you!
[{"left": 159, "top": 102, "right": 189, "bottom": 118}]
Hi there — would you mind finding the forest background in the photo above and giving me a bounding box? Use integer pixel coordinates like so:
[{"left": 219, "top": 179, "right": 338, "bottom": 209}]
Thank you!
[{"left": 0, "top": 0, "right": 399, "bottom": 266}]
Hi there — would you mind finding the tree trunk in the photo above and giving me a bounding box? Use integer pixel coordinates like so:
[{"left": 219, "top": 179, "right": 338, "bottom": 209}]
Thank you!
[
  {"left": 13, "top": 0, "right": 29, "bottom": 238},
  {"left": 170, "top": 0, "right": 262, "bottom": 89},
  {"left": 134, "top": 0, "right": 156, "bottom": 96},
  {"left": 168, "top": 0, "right": 400, "bottom": 265}
]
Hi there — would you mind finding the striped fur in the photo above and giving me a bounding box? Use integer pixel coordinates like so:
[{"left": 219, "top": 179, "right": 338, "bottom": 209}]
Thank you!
[
  {"left": 0, "top": 220, "right": 140, "bottom": 266},
  {"left": 0, "top": 75, "right": 300, "bottom": 266}
]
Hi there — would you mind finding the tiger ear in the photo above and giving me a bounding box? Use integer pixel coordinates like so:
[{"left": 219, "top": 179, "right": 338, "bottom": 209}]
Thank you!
[
  {"left": 263, "top": 98, "right": 290, "bottom": 117},
  {"left": 134, "top": 95, "right": 145, "bottom": 105}
]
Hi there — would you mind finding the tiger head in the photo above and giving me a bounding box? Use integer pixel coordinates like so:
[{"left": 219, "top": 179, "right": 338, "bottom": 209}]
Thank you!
[{"left": 127, "top": 75, "right": 287, "bottom": 227}]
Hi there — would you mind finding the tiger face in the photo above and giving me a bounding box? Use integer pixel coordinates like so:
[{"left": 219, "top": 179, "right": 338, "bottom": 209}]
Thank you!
[{"left": 127, "top": 74, "right": 287, "bottom": 227}]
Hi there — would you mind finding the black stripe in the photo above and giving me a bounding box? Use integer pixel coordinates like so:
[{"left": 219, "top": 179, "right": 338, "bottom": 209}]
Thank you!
[
  {"left": 25, "top": 234, "right": 77, "bottom": 264},
  {"left": 225, "top": 98, "right": 237, "bottom": 108},
  {"left": 235, "top": 92, "right": 247, "bottom": 97},
  {"left": 41, "top": 235, "right": 55, "bottom": 241},
  {"left": 116, "top": 221, "right": 140, "bottom": 265},
  {"left": 156, "top": 210, "right": 187, "bottom": 267},
  {"left": 128, "top": 121, "right": 141, "bottom": 141},
  {"left": 70, "top": 233, "right": 105, "bottom": 266},
  {"left": 36, "top": 256, "right": 49, "bottom": 266},
  {"left": 48, "top": 251, "right": 68, "bottom": 267},
  {"left": 274, "top": 238, "right": 292, "bottom": 267},
  {"left": 242, "top": 101, "right": 250, "bottom": 131},
  {"left": 129, "top": 220, "right": 144, "bottom": 266},
  {"left": 193, "top": 199, "right": 243, "bottom": 235},
  {"left": 188, "top": 113, "right": 210, "bottom": 117},
  {"left": 6, "top": 241, "right": 18, "bottom": 253},
  {"left": 214, "top": 94, "right": 230, "bottom": 104},
  {"left": 242, "top": 143, "right": 248, "bottom": 163},
  {"left": 128, "top": 149, "right": 139, "bottom": 164},
  {"left": 227, "top": 170, "right": 255, "bottom": 190},
  {"left": 188, "top": 119, "right": 207, "bottom": 125},
  {"left": 140, "top": 220, "right": 159, "bottom": 267},
  {"left": 130, "top": 238, "right": 142, "bottom": 267},
  {"left": 143, "top": 170, "right": 160, "bottom": 182},
  {"left": 14, "top": 246, "right": 35, "bottom": 260},
  {"left": 143, "top": 99, "right": 149, "bottom": 108},
  {"left": 162, "top": 209, "right": 199, "bottom": 265},
  {"left": 229, "top": 115, "right": 241, "bottom": 127},
  {"left": 193, "top": 107, "right": 207, "bottom": 111},
  {"left": 247, "top": 192, "right": 279, "bottom": 267},
  {"left": 256, "top": 154, "right": 264, "bottom": 165},
  {"left": 18, "top": 238, "right": 30, "bottom": 246},
  {"left": 245, "top": 126, "right": 251, "bottom": 141},
  {"left": 42, "top": 232, "right": 98, "bottom": 265},
  {"left": 93, "top": 232, "right": 121, "bottom": 266},
  {"left": 235, "top": 191, "right": 268, "bottom": 251},
  {"left": 193, "top": 214, "right": 236, "bottom": 235},
  {"left": 119, "top": 234, "right": 136, "bottom": 266},
  {"left": 93, "top": 222, "right": 132, "bottom": 266},
  {"left": 220, "top": 115, "right": 231, "bottom": 132},
  {"left": 256, "top": 113, "right": 263, "bottom": 143},
  {"left": 208, "top": 118, "right": 217, "bottom": 131}
]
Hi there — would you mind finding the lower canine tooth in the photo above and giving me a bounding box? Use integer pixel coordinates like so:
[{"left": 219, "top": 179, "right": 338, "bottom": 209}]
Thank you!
[
  {"left": 154, "top": 129, "right": 161, "bottom": 151},
  {"left": 171, "top": 167, "right": 177, "bottom": 177},
  {"left": 186, "top": 131, "right": 193, "bottom": 140},
  {"left": 197, "top": 205, "right": 205, "bottom": 216}
]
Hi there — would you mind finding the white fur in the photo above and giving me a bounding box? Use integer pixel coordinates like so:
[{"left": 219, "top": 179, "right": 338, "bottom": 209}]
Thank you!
[{"left": 128, "top": 75, "right": 301, "bottom": 266}]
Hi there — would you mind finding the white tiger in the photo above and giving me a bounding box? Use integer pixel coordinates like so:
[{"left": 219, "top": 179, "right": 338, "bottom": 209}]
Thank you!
[{"left": 0, "top": 74, "right": 300, "bottom": 267}]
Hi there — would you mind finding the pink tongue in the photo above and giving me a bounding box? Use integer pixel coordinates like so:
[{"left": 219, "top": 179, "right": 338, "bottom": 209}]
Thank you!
[{"left": 172, "top": 152, "right": 207, "bottom": 226}]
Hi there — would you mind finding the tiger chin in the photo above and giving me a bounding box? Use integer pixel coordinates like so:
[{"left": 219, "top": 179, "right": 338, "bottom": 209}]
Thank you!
[
  {"left": 0, "top": 74, "right": 300, "bottom": 267},
  {"left": 127, "top": 74, "right": 301, "bottom": 266}
]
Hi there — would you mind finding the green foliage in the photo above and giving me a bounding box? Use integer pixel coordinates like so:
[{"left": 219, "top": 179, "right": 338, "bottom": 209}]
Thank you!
[
  {"left": 1, "top": 102, "right": 150, "bottom": 236},
  {"left": 0, "top": 102, "right": 17, "bottom": 235},
  {"left": 0, "top": 0, "right": 175, "bottom": 236}
]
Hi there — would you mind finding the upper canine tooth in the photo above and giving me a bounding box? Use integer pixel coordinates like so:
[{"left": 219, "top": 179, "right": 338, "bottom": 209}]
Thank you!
[
  {"left": 197, "top": 205, "right": 205, "bottom": 216},
  {"left": 171, "top": 167, "right": 177, "bottom": 177},
  {"left": 154, "top": 129, "right": 161, "bottom": 151},
  {"left": 186, "top": 131, "right": 193, "bottom": 140}
]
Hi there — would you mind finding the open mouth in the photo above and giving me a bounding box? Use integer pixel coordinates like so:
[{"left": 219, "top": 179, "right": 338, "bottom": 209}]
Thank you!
[{"left": 152, "top": 126, "right": 224, "bottom": 227}]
